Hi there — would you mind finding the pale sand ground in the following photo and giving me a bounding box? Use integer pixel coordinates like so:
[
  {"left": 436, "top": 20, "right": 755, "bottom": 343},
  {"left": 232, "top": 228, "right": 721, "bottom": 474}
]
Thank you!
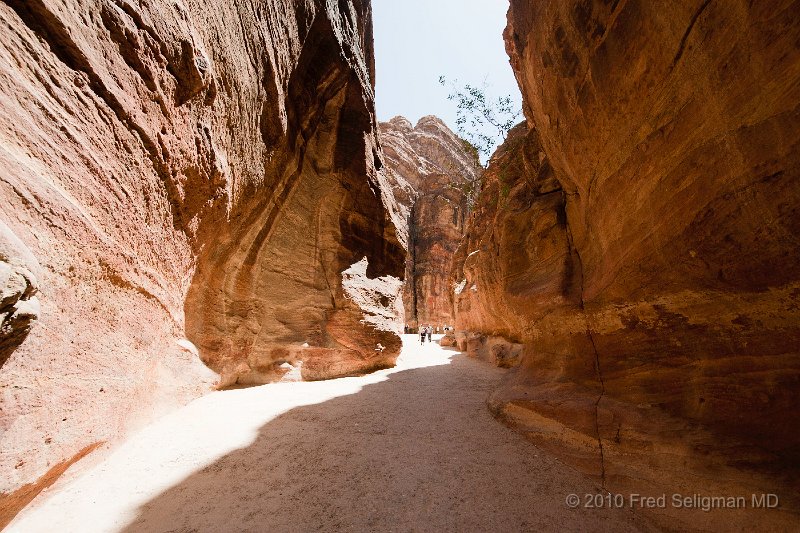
[{"left": 8, "top": 335, "right": 655, "bottom": 532}]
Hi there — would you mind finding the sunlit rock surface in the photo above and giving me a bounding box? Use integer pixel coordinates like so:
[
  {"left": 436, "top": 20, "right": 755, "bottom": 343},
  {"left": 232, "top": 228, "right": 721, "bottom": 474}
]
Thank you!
[
  {"left": 452, "top": 0, "right": 800, "bottom": 528},
  {"left": 0, "top": 0, "right": 403, "bottom": 513},
  {"left": 380, "top": 116, "right": 480, "bottom": 330}
]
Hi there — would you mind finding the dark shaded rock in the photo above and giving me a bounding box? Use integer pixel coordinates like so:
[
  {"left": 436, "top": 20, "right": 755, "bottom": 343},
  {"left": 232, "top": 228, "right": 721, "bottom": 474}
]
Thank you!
[{"left": 0, "top": 222, "right": 40, "bottom": 367}]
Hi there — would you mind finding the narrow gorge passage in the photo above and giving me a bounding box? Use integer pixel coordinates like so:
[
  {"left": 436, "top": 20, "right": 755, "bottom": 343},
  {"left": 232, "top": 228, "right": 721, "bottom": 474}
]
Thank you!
[
  {"left": 2, "top": 0, "right": 799, "bottom": 530},
  {"left": 8, "top": 336, "right": 651, "bottom": 532}
]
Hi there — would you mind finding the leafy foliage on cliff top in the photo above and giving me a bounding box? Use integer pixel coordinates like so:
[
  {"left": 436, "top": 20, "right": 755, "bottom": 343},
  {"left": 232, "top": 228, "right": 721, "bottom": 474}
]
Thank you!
[{"left": 439, "top": 76, "right": 521, "bottom": 164}]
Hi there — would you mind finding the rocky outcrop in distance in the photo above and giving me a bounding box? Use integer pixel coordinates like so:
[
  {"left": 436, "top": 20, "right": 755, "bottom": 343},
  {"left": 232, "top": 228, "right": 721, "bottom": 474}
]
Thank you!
[
  {"left": 380, "top": 116, "right": 480, "bottom": 331},
  {"left": 452, "top": 0, "right": 800, "bottom": 528},
  {"left": 0, "top": 0, "right": 403, "bottom": 513}
]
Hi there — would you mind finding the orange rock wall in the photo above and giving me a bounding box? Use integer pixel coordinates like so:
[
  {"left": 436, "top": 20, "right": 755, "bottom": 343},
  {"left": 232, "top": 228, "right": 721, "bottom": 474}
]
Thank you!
[{"left": 453, "top": 0, "right": 800, "bottom": 527}]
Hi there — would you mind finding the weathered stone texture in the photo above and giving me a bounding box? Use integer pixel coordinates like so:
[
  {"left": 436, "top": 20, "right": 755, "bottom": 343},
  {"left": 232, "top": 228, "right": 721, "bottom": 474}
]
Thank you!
[
  {"left": 452, "top": 122, "right": 573, "bottom": 343},
  {"left": 0, "top": 221, "right": 40, "bottom": 365},
  {"left": 380, "top": 116, "right": 480, "bottom": 330},
  {"left": 453, "top": 0, "right": 800, "bottom": 528},
  {"left": 0, "top": 0, "right": 402, "bottom": 507}
]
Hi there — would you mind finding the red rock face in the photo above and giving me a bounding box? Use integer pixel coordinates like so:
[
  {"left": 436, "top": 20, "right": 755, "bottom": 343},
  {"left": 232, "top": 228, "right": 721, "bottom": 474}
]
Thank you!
[
  {"left": 380, "top": 116, "right": 481, "bottom": 331},
  {"left": 0, "top": 0, "right": 402, "bottom": 506},
  {"left": 453, "top": 0, "right": 800, "bottom": 528},
  {"left": 452, "top": 123, "right": 573, "bottom": 342}
]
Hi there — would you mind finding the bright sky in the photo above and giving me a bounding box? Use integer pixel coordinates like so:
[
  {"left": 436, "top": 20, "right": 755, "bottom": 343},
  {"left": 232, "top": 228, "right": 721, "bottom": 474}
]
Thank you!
[{"left": 373, "top": 0, "right": 522, "bottom": 135}]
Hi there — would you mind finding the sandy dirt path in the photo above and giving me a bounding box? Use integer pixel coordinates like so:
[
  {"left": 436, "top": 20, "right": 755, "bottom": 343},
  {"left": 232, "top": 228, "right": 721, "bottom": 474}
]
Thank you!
[{"left": 8, "top": 335, "right": 654, "bottom": 532}]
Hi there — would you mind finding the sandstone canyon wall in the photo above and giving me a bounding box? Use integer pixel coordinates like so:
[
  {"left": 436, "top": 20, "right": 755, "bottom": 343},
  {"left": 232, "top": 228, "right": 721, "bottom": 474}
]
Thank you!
[
  {"left": 453, "top": 0, "right": 800, "bottom": 528},
  {"left": 380, "top": 116, "right": 480, "bottom": 330},
  {"left": 0, "top": 0, "right": 403, "bottom": 514}
]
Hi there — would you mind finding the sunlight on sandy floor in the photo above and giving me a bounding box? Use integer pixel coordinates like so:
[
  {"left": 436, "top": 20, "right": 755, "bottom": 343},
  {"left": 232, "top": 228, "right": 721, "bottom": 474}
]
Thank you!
[{"left": 8, "top": 335, "right": 454, "bottom": 532}]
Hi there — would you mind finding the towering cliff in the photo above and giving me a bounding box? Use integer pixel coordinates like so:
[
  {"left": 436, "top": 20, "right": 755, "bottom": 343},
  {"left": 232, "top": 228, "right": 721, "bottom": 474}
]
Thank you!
[
  {"left": 454, "top": 0, "right": 800, "bottom": 528},
  {"left": 380, "top": 116, "right": 480, "bottom": 330},
  {"left": 451, "top": 122, "right": 566, "bottom": 366},
  {"left": 0, "top": 0, "right": 403, "bottom": 512}
]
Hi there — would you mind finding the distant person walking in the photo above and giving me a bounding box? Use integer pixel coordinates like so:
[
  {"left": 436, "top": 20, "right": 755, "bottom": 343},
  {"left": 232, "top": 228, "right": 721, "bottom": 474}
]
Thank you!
[
  {"left": 419, "top": 327, "right": 426, "bottom": 344},
  {"left": 426, "top": 327, "right": 432, "bottom": 343}
]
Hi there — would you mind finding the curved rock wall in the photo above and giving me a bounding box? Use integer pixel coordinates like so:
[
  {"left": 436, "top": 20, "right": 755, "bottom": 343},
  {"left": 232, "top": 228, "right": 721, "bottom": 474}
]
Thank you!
[
  {"left": 454, "top": 0, "right": 800, "bottom": 527},
  {"left": 451, "top": 121, "right": 574, "bottom": 361},
  {"left": 0, "top": 0, "right": 402, "bottom": 508},
  {"left": 380, "top": 116, "right": 480, "bottom": 330}
]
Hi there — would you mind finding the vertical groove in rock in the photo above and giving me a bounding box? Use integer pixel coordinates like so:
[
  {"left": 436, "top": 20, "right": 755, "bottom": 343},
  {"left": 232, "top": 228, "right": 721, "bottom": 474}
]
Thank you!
[
  {"left": 670, "top": 0, "right": 713, "bottom": 69},
  {"left": 586, "top": 328, "right": 606, "bottom": 487},
  {"left": 565, "top": 195, "right": 606, "bottom": 485}
]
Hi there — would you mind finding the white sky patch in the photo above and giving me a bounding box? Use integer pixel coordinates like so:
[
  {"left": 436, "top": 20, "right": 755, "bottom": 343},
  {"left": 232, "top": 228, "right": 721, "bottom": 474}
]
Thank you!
[{"left": 373, "top": 0, "right": 522, "bottom": 131}]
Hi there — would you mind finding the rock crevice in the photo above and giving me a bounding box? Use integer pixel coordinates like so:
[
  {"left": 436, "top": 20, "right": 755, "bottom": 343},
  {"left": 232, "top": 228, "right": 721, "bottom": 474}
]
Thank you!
[{"left": 379, "top": 115, "right": 481, "bottom": 330}]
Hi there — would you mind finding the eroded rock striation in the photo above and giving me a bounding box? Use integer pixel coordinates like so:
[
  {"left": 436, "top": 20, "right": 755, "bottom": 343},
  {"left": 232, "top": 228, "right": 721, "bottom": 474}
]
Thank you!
[
  {"left": 453, "top": 0, "right": 800, "bottom": 528},
  {"left": 380, "top": 116, "right": 480, "bottom": 330},
  {"left": 0, "top": 0, "right": 402, "bottom": 512}
]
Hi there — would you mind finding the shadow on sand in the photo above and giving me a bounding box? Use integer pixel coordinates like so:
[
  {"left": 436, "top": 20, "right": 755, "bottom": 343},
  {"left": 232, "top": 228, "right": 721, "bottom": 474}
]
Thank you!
[{"left": 121, "top": 346, "right": 650, "bottom": 532}]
